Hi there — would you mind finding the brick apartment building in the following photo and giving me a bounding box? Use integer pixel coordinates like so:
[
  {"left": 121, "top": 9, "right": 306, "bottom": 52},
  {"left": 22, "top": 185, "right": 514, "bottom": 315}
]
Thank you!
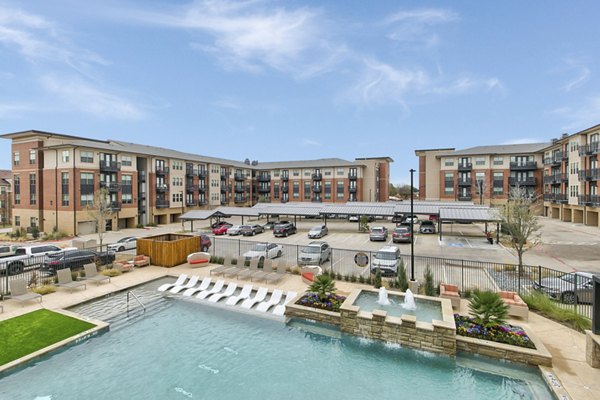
[
  {"left": 0, "top": 169, "right": 11, "bottom": 225},
  {"left": 1, "top": 130, "right": 392, "bottom": 235}
]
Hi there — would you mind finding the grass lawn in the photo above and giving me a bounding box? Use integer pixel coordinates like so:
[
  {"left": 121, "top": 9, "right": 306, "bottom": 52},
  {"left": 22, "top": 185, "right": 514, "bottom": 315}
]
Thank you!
[{"left": 0, "top": 309, "right": 96, "bottom": 366}]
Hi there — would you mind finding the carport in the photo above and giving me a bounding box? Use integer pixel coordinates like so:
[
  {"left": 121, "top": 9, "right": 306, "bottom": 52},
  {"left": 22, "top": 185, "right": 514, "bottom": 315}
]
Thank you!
[
  {"left": 437, "top": 207, "right": 501, "bottom": 243},
  {"left": 179, "top": 207, "right": 260, "bottom": 231},
  {"left": 320, "top": 204, "right": 395, "bottom": 225},
  {"left": 254, "top": 205, "right": 322, "bottom": 225}
]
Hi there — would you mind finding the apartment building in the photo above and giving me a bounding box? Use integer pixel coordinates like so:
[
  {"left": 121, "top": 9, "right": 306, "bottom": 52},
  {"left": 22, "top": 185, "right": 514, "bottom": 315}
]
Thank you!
[
  {"left": 542, "top": 124, "right": 600, "bottom": 227},
  {"left": 1, "top": 130, "right": 391, "bottom": 235},
  {"left": 0, "top": 169, "right": 11, "bottom": 225},
  {"left": 415, "top": 143, "right": 550, "bottom": 205}
]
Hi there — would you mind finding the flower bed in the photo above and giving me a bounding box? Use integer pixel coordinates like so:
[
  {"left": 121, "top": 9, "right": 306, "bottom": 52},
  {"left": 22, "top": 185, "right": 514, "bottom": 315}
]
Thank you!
[
  {"left": 296, "top": 293, "right": 346, "bottom": 312},
  {"left": 454, "top": 314, "right": 536, "bottom": 349}
]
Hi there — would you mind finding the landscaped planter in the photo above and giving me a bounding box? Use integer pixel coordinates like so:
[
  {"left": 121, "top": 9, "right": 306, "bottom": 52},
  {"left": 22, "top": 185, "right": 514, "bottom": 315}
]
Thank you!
[
  {"left": 285, "top": 293, "right": 342, "bottom": 326},
  {"left": 456, "top": 334, "right": 552, "bottom": 367}
]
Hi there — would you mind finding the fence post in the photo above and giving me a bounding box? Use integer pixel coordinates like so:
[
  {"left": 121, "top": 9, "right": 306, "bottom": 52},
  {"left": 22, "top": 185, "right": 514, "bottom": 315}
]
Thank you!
[
  {"left": 537, "top": 265, "right": 542, "bottom": 290},
  {"left": 461, "top": 260, "right": 464, "bottom": 292},
  {"left": 238, "top": 239, "right": 240, "bottom": 256},
  {"left": 518, "top": 264, "right": 521, "bottom": 295},
  {"left": 574, "top": 273, "right": 578, "bottom": 314}
]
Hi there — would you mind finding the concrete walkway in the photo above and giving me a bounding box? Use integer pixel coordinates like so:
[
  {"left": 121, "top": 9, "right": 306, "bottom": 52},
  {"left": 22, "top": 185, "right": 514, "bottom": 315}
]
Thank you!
[{"left": 0, "top": 263, "right": 598, "bottom": 399}]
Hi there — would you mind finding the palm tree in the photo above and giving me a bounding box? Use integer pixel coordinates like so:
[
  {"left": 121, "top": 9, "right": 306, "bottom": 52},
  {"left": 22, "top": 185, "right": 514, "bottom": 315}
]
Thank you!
[
  {"left": 309, "top": 274, "right": 336, "bottom": 301},
  {"left": 468, "top": 290, "right": 509, "bottom": 328}
]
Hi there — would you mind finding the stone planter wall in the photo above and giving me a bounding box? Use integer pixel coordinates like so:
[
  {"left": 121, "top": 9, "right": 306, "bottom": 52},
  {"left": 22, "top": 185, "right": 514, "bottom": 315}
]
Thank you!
[
  {"left": 285, "top": 297, "right": 341, "bottom": 326},
  {"left": 456, "top": 334, "right": 552, "bottom": 367}
]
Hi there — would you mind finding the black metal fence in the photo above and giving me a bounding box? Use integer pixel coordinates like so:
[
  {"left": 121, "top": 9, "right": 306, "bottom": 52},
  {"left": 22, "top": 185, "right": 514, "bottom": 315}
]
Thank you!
[{"left": 208, "top": 236, "right": 593, "bottom": 320}]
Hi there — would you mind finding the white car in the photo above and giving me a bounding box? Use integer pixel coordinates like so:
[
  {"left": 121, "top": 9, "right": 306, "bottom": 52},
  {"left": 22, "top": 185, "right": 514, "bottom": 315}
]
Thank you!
[
  {"left": 108, "top": 236, "right": 138, "bottom": 252},
  {"left": 242, "top": 243, "right": 283, "bottom": 262},
  {"left": 227, "top": 225, "right": 244, "bottom": 236},
  {"left": 370, "top": 246, "right": 401, "bottom": 276}
]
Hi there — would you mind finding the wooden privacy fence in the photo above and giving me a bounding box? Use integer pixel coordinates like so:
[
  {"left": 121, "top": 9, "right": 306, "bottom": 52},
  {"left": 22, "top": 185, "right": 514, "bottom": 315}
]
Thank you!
[{"left": 137, "top": 234, "right": 200, "bottom": 267}]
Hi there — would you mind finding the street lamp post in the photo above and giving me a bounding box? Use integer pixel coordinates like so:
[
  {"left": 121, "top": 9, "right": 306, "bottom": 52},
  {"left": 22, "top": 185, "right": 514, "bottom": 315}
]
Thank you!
[{"left": 409, "top": 169, "right": 418, "bottom": 292}]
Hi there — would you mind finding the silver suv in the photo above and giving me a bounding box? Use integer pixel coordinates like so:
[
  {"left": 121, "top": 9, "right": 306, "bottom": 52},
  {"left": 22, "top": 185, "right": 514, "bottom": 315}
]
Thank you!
[
  {"left": 369, "top": 226, "right": 388, "bottom": 241},
  {"left": 371, "top": 246, "right": 401, "bottom": 276},
  {"left": 298, "top": 241, "right": 331, "bottom": 265}
]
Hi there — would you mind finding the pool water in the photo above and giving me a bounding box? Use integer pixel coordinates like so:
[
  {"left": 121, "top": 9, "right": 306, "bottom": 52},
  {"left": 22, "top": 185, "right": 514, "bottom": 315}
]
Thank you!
[
  {"left": 0, "top": 301, "right": 552, "bottom": 399},
  {"left": 354, "top": 291, "right": 443, "bottom": 322}
]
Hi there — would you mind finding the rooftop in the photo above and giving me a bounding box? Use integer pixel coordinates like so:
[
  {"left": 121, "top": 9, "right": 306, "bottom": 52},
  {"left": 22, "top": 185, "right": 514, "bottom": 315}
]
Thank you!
[{"left": 436, "top": 142, "right": 551, "bottom": 157}]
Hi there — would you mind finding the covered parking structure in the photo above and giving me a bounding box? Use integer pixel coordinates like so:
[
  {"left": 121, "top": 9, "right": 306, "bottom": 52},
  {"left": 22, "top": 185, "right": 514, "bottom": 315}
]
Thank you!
[
  {"left": 437, "top": 207, "right": 502, "bottom": 242},
  {"left": 179, "top": 207, "right": 260, "bottom": 231}
]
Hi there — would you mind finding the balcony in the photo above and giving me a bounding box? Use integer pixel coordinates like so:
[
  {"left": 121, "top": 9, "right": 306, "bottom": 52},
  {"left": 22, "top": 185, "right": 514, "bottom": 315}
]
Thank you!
[
  {"left": 220, "top": 172, "right": 228, "bottom": 180},
  {"left": 198, "top": 200, "right": 207, "bottom": 206},
  {"left": 156, "top": 184, "right": 169, "bottom": 193},
  {"left": 156, "top": 199, "right": 169, "bottom": 209},
  {"left": 543, "top": 174, "right": 562, "bottom": 185},
  {"left": 186, "top": 167, "right": 197, "bottom": 177},
  {"left": 349, "top": 187, "right": 357, "bottom": 194},
  {"left": 138, "top": 171, "right": 146, "bottom": 183},
  {"left": 281, "top": 185, "right": 289, "bottom": 193},
  {"left": 198, "top": 186, "right": 206, "bottom": 194},
  {"left": 578, "top": 194, "right": 600, "bottom": 206},
  {"left": 458, "top": 163, "right": 472, "bottom": 171},
  {"left": 257, "top": 186, "right": 271, "bottom": 193},
  {"left": 257, "top": 174, "right": 271, "bottom": 182},
  {"left": 281, "top": 175, "right": 289, "bottom": 182},
  {"left": 220, "top": 199, "right": 228, "bottom": 206},
  {"left": 312, "top": 173, "right": 322, "bottom": 181},
  {"left": 156, "top": 166, "right": 169, "bottom": 175},
  {"left": 99, "top": 160, "right": 120, "bottom": 172},
  {"left": 578, "top": 168, "right": 600, "bottom": 181},
  {"left": 198, "top": 170, "right": 207, "bottom": 179},
  {"left": 234, "top": 185, "right": 245, "bottom": 193},
  {"left": 234, "top": 173, "right": 245, "bottom": 181},
  {"left": 578, "top": 142, "right": 600, "bottom": 156},
  {"left": 457, "top": 195, "right": 472, "bottom": 201},
  {"left": 348, "top": 173, "right": 358, "bottom": 180},
  {"left": 186, "top": 185, "right": 196, "bottom": 193},
  {"left": 543, "top": 193, "right": 568, "bottom": 204},
  {"left": 220, "top": 187, "right": 227, "bottom": 194},
  {"left": 509, "top": 177, "right": 537, "bottom": 186},
  {"left": 510, "top": 161, "right": 537, "bottom": 170},
  {"left": 99, "top": 182, "right": 120, "bottom": 193},
  {"left": 458, "top": 179, "right": 471, "bottom": 187},
  {"left": 108, "top": 201, "right": 121, "bottom": 212},
  {"left": 234, "top": 196, "right": 246, "bottom": 203},
  {"left": 312, "top": 185, "right": 322, "bottom": 193},
  {"left": 139, "top": 192, "right": 146, "bottom": 201},
  {"left": 186, "top": 199, "right": 196, "bottom": 207}
]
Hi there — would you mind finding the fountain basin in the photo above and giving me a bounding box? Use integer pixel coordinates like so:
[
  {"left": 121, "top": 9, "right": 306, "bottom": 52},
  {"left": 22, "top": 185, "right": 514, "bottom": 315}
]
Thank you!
[{"left": 356, "top": 290, "right": 442, "bottom": 323}]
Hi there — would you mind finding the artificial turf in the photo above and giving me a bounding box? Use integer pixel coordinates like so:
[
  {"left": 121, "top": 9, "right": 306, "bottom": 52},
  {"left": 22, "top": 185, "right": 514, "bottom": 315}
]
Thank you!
[{"left": 0, "top": 309, "right": 96, "bottom": 366}]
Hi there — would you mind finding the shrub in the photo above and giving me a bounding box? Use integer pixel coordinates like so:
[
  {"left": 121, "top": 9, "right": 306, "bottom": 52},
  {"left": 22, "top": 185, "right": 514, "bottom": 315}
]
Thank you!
[
  {"left": 136, "top": 223, "right": 145, "bottom": 229},
  {"left": 291, "top": 267, "right": 300, "bottom": 275},
  {"left": 146, "top": 222, "right": 158, "bottom": 227},
  {"left": 366, "top": 276, "right": 372, "bottom": 285},
  {"left": 522, "top": 291, "right": 592, "bottom": 332},
  {"left": 373, "top": 268, "right": 382, "bottom": 289},
  {"left": 336, "top": 272, "right": 342, "bottom": 280},
  {"left": 30, "top": 226, "right": 40, "bottom": 239},
  {"left": 423, "top": 265, "right": 435, "bottom": 296},
  {"left": 358, "top": 275, "right": 365, "bottom": 284},
  {"left": 231, "top": 258, "right": 238, "bottom": 265},
  {"left": 396, "top": 261, "right": 409, "bottom": 291},
  {"left": 309, "top": 274, "right": 337, "bottom": 301},
  {"left": 71, "top": 271, "right": 79, "bottom": 281},
  {"left": 455, "top": 315, "right": 535, "bottom": 349},
  {"left": 102, "top": 268, "right": 122, "bottom": 277},
  {"left": 468, "top": 290, "right": 509, "bottom": 328},
  {"left": 358, "top": 216, "right": 370, "bottom": 233},
  {"left": 32, "top": 285, "right": 56, "bottom": 295},
  {"left": 41, "top": 230, "right": 69, "bottom": 241},
  {"left": 463, "top": 288, "right": 473, "bottom": 299}
]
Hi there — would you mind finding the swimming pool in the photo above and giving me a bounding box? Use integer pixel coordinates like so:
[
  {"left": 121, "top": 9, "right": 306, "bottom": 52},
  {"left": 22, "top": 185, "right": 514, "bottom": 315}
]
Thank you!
[{"left": 0, "top": 300, "right": 552, "bottom": 399}]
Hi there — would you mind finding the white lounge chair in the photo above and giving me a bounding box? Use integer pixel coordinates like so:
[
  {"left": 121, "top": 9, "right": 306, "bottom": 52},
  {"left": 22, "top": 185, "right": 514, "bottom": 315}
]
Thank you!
[
  {"left": 56, "top": 269, "right": 86, "bottom": 293},
  {"left": 225, "top": 284, "right": 253, "bottom": 306},
  {"left": 273, "top": 291, "right": 297, "bottom": 316},
  {"left": 208, "top": 282, "right": 238, "bottom": 303},
  {"left": 170, "top": 275, "right": 199, "bottom": 294},
  {"left": 197, "top": 280, "right": 225, "bottom": 299},
  {"left": 158, "top": 274, "right": 187, "bottom": 292},
  {"left": 9, "top": 279, "right": 42, "bottom": 306},
  {"left": 256, "top": 289, "right": 284, "bottom": 312},
  {"left": 182, "top": 277, "right": 212, "bottom": 296},
  {"left": 84, "top": 263, "right": 110, "bottom": 284},
  {"left": 241, "top": 287, "right": 268, "bottom": 309}
]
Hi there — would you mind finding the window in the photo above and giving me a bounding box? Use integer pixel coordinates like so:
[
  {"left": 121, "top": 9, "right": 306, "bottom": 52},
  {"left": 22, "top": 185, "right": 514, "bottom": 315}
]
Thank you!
[
  {"left": 493, "top": 157, "right": 503, "bottom": 166},
  {"left": 570, "top": 140, "right": 579, "bottom": 152},
  {"left": 30, "top": 217, "right": 38, "bottom": 228},
  {"left": 337, "top": 168, "right": 344, "bottom": 176},
  {"left": 324, "top": 169, "right": 332, "bottom": 176},
  {"left": 29, "top": 173, "right": 36, "bottom": 205},
  {"left": 444, "top": 173, "right": 454, "bottom": 195},
  {"left": 292, "top": 170, "right": 300, "bottom": 177},
  {"left": 13, "top": 152, "right": 19, "bottom": 166},
  {"left": 493, "top": 172, "right": 503, "bottom": 195},
  {"left": 15, "top": 216, "right": 20, "bottom": 227},
  {"left": 304, "top": 170, "right": 311, "bottom": 177},
  {"left": 80, "top": 151, "right": 93, "bottom": 163},
  {"left": 80, "top": 193, "right": 94, "bottom": 206},
  {"left": 444, "top": 158, "right": 454, "bottom": 167},
  {"left": 121, "top": 156, "right": 132, "bottom": 167},
  {"left": 29, "top": 150, "right": 36, "bottom": 164},
  {"left": 475, "top": 157, "right": 485, "bottom": 166},
  {"left": 13, "top": 175, "right": 20, "bottom": 205},
  {"left": 324, "top": 181, "right": 332, "bottom": 199},
  {"left": 304, "top": 182, "right": 311, "bottom": 200},
  {"left": 62, "top": 150, "right": 70, "bottom": 163},
  {"left": 337, "top": 181, "right": 344, "bottom": 199},
  {"left": 62, "top": 172, "right": 69, "bottom": 206},
  {"left": 273, "top": 170, "right": 280, "bottom": 177},
  {"left": 293, "top": 182, "right": 300, "bottom": 199},
  {"left": 273, "top": 183, "right": 280, "bottom": 199},
  {"left": 172, "top": 193, "right": 183, "bottom": 202}
]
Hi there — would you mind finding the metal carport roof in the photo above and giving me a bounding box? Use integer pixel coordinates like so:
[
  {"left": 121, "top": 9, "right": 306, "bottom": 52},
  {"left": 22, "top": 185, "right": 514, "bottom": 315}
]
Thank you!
[{"left": 438, "top": 207, "right": 501, "bottom": 222}]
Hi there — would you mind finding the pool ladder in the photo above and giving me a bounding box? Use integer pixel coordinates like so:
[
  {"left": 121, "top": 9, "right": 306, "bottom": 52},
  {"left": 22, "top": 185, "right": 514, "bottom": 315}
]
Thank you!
[{"left": 126, "top": 290, "right": 146, "bottom": 313}]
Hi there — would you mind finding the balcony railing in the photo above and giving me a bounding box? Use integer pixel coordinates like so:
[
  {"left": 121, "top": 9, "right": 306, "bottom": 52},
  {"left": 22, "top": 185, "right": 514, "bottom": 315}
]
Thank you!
[
  {"left": 156, "top": 184, "right": 169, "bottom": 193},
  {"left": 220, "top": 187, "right": 227, "bottom": 193},
  {"left": 348, "top": 173, "right": 358, "bottom": 180},
  {"left": 458, "top": 163, "right": 472, "bottom": 171},
  {"left": 198, "top": 186, "right": 206, "bottom": 193},
  {"left": 578, "top": 142, "right": 600, "bottom": 156},
  {"left": 457, "top": 195, "right": 472, "bottom": 201},
  {"left": 509, "top": 177, "right": 536, "bottom": 186},
  {"left": 186, "top": 167, "right": 197, "bottom": 177},
  {"left": 312, "top": 185, "right": 322, "bottom": 193},
  {"left": 234, "top": 196, "right": 247, "bottom": 203},
  {"left": 99, "top": 160, "right": 120, "bottom": 172},
  {"left": 220, "top": 199, "right": 228, "bottom": 205},
  {"left": 281, "top": 185, "right": 289, "bottom": 193},
  {"left": 156, "top": 166, "right": 169, "bottom": 175},
  {"left": 578, "top": 194, "right": 600, "bottom": 206},
  {"left": 99, "top": 182, "right": 120, "bottom": 193},
  {"left": 234, "top": 173, "right": 245, "bottom": 181},
  {"left": 186, "top": 185, "right": 196, "bottom": 193},
  {"left": 108, "top": 201, "right": 121, "bottom": 212},
  {"left": 509, "top": 161, "right": 537, "bottom": 170},
  {"left": 257, "top": 186, "right": 271, "bottom": 193},
  {"left": 543, "top": 193, "right": 568, "bottom": 203},
  {"left": 220, "top": 172, "right": 228, "bottom": 180},
  {"left": 578, "top": 168, "right": 600, "bottom": 181},
  {"left": 281, "top": 175, "right": 289, "bottom": 182},
  {"left": 156, "top": 199, "right": 169, "bottom": 209},
  {"left": 138, "top": 171, "right": 146, "bottom": 183},
  {"left": 233, "top": 185, "right": 244, "bottom": 193},
  {"left": 457, "top": 179, "right": 471, "bottom": 187},
  {"left": 198, "top": 170, "right": 207, "bottom": 179},
  {"left": 186, "top": 199, "right": 196, "bottom": 207},
  {"left": 312, "top": 173, "right": 322, "bottom": 181},
  {"left": 543, "top": 174, "right": 566, "bottom": 185},
  {"left": 257, "top": 174, "right": 271, "bottom": 182},
  {"left": 198, "top": 200, "right": 207, "bottom": 206}
]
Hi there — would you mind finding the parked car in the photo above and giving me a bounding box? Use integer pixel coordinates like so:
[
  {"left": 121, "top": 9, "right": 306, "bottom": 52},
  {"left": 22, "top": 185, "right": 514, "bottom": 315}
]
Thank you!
[
  {"left": 0, "top": 244, "right": 65, "bottom": 275},
  {"left": 0, "top": 244, "right": 19, "bottom": 258},
  {"left": 41, "top": 249, "right": 115, "bottom": 275},
  {"left": 212, "top": 223, "right": 232, "bottom": 235},
  {"left": 392, "top": 215, "right": 403, "bottom": 223},
  {"left": 240, "top": 224, "right": 264, "bottom": 236},
  {"left": 392, "top": 227, "right": 412, "bottom": 243},
  {"left": 227, "top": 225, "right": 244, "bottom": 236},
  {"left": 264, "top": 220, "right": 290, "bottom": 230},
  {"left": 371, "top": 246, "right": 401, "bottom": 276},
  {"left": 348, "top": 215, "right": 359, "bottom": 222},
  {"left": 298, "top": 241, "right": 331, "bottom": 265},
  {"left": 273, "top": 222, "right": 297, "bottom": 237},
  {"left": 308, "top": 225, "right": 328, "bottom": 239},
  {"left": 199, "top": 234, "right": 212, "bottom": 252},
  {"left": 532, "top": 271, "right": 594, "bottom": 304},
  {"left": 242, "top": 243, "right": 283, "bottom": 262},
  {"left": 419, "top": 220, "right": 436, "bottom": 234},
  {"left": 211, "top": 220, "right": 231, "bottom": 229},
  {"left": 369, "top": 226, "right": 388, "bottom": 241},
  {"left": 107, "top": 236, "right": 137, "bottom": 252},
  {"left": 403, "top": 215, "right": 419, "bottom": 224}
]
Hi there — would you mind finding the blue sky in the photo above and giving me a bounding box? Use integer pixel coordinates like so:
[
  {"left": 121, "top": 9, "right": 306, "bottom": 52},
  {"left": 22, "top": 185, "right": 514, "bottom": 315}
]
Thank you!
[{"left": 1, "top": 1, "right": 600, "bottom": 184}]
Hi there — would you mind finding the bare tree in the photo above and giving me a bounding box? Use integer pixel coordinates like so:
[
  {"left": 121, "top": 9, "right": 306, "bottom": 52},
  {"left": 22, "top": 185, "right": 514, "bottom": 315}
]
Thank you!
[
  {"left": 500, "top": 185, "right": 541, "bottom": 273},
  {"left": 86, "top": 187, "right": 114, "bottom": 249}
]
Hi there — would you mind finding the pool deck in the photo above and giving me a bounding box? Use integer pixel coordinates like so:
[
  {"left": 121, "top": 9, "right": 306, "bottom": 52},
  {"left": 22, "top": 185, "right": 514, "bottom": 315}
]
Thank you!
[{"left": 1, "top": 263, "right": 598, "bottom": 400}]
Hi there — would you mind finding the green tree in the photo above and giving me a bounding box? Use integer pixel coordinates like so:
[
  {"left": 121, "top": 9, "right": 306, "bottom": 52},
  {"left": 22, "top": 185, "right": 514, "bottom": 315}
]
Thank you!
[
  {"left": 468, "top": 290, "right": 509, "bottom": 328},
  {"left": 389, "top": 183, "right": 398, "bottom": 197},
  {"left": 500, "top": 186, "right": 541, "bottom": 274},
  {"left": 358, "top": 215, "right": 370, "bottom": 232},
  {"left": 309, "top": 274, "right": 337, "bottom": 301},
  {"left": 373, "top": 268, "right": 382, "bottom": 289},
  {"left": 396, "top": 260, "right": 409, "bottom": 291},
  {"left": 423, "top": 265, "right": 435, "bottom": 296}
]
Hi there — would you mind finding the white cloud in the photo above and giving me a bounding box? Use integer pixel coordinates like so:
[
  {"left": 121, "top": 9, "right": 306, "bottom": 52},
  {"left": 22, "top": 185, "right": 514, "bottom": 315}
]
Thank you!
[
  {"left": 0, "top": 102, "right": 37, "bottom": 118},
  {"left": 551, "top": 97, "right": 600, "bottom": 131},
  {"left": 562, "top": 60, "right": 590, "bottom": 92},
  {"left": 302, "top": 138, "right": 321, "bottom": 146},
  {"left": 40, "top": 75, "right": 145, "bottom": 120},
  {"left": 212, "top": 98, "right": 242, "bottom": 110},
  {"left": 384, "top": 8, "right": 459, "bottom": 47}
]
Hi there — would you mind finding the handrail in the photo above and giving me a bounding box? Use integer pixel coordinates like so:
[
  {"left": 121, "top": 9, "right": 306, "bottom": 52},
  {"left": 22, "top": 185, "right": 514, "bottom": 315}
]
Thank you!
[{"left": 126, "top": 290, "right": 146, "bottom": 313}]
